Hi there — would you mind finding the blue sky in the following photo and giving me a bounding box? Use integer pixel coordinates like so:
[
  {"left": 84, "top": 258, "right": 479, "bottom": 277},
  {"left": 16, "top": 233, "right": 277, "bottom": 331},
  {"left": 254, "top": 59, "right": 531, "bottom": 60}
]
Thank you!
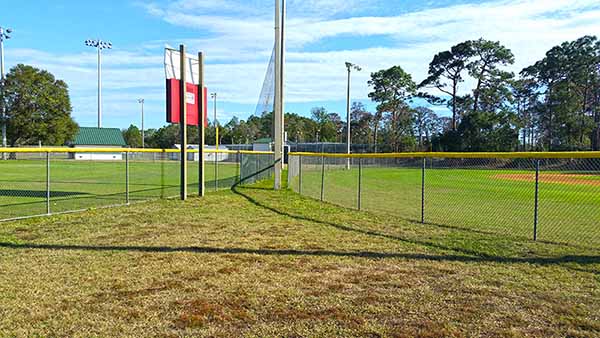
[{"left": 2, "top": 0, "right": 600, "bottom": 129}]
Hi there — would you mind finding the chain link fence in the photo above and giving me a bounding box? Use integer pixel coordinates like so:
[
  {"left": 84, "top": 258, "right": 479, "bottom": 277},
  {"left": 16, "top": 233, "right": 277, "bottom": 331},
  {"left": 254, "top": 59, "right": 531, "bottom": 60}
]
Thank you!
[
  {"left": 288, "top": 153, "right": 600, "bottom": 248},
  {"left": 0, "top": 148, "right": 273, "bottom": 221}
]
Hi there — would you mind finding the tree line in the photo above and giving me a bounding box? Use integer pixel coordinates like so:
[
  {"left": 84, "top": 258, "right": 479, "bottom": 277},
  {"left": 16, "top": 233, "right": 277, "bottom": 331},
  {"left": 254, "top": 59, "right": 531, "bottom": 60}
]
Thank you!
[
  {"left": 2, "top": 36, "right": 598, "bottom": 153},
  {"left": 128, "top": 35, "right": 598, "bottom": 152}
]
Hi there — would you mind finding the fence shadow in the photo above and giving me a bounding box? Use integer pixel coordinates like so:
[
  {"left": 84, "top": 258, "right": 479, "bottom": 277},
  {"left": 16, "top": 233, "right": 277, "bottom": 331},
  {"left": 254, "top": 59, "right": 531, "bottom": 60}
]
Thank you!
[
  {"left": 0, "top": 189, "right": 89, "bottom": 198},
  {"left": 228, "top": 169, "right": 599, "bottom": 273},
  {"left": 1, "top": 242, "right": 598, "bottom": 274}
]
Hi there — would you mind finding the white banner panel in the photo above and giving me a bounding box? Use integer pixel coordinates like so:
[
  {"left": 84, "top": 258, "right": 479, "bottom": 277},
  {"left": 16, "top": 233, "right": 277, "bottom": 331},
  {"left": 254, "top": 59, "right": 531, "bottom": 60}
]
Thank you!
[{"left": 164, "top": 47, "right": 200, "bottom": 85}]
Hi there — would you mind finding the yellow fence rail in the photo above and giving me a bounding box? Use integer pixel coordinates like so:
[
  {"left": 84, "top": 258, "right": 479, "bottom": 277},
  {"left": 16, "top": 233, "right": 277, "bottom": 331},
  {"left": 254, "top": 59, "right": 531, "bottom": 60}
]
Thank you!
[
  {"left": 288, "top": 151, "right": 600, "bottom": 159},
  {"left": 0, "top": 147, "right": 275, "bottom": 222},
  {"left": 0, "top": 147, "right": 274, "bottom": 155}
]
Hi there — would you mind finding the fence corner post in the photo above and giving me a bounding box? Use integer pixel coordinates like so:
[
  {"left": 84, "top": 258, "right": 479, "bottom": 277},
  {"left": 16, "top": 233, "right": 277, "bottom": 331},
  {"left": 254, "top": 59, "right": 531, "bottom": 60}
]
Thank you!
[
  {"left": 46, "top": 151, "right": 51, "bottom": 215},
  {"left": 358, "top": 157, "right": 362, "bottom": 211},
  {"left": 298, "top": 155, "right": 303, "bottom": 194},
  {"left": 214, "top": 149, "right": 219, "bottom": 192},
  {"left": 320, "top": 154, "right": 325, "bottom": 202},
  {"left": 237, "top": 150, "right": 241, "bottom": 184}
]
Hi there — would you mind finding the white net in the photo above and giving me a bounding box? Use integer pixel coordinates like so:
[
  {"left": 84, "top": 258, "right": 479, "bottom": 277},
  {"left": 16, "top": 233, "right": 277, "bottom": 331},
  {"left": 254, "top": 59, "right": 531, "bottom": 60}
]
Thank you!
[{"left": 254, "top": 45, "right": 276, "bottom": 116}]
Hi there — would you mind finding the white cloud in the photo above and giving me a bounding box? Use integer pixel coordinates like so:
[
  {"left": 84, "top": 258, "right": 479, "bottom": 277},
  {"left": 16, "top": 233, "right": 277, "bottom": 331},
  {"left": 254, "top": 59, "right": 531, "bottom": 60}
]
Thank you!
[
  {"left": 7, "top": 0, "right": 600, "bottom": 127},
  {"left": 142, "top": 0, "right": 600, "bottom": 104}
]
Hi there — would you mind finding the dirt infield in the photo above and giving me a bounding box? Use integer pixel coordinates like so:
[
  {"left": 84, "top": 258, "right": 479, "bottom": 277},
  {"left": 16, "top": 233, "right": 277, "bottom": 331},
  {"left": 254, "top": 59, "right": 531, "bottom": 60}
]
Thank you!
[{"left": 494, "top": 173, "right": 600, "bottom": 186}]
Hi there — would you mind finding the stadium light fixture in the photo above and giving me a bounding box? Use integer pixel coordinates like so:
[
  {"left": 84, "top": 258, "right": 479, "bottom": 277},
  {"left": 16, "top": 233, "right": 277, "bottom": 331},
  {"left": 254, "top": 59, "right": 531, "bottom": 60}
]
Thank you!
[
  {"left": 85, "top": 39, "right": 112, "bottom": 128},
  {"left": 345, "top": 62, "right": 361, "bottom": 170},
  {"left": 137, "top": 99, "right": 145, "bottom": 148},
  {"left": 0, "top": 26, "right": 13, "bottom": 157}
]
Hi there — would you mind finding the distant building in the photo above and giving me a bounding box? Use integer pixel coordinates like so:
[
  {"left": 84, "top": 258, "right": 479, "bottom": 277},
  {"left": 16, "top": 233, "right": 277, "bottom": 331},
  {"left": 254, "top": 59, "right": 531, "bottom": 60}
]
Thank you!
[
  {"left": 172, "top": 144, "right": 230, "bottom": 162},
  {"left": 253, "top": 138, "right": 273, "bottom": 152},
  {"left": 69, "top": 127, "right": 127, "bottom": 160}
]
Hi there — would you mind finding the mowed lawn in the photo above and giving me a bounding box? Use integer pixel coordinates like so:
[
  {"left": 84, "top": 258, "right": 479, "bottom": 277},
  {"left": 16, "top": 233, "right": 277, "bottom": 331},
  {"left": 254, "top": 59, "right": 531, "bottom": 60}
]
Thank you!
[
  {"left": 0, "top": 159, "right": 240, "bottom": 220},
  {"left": 294, "top": 166, "right": 600, "bottom": 247},
  {"left": 0, "top": 182, "right": 599, "bottom": 337}
]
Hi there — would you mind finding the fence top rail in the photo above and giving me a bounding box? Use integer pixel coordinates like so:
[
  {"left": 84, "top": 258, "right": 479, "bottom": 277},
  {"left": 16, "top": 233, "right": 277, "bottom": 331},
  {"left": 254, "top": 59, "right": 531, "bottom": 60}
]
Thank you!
[
  {"left": 288, "top": 151, "right": 600, "bottom": 159},
  {"left": 0, "top": 147, "right": 274, "bottom": 155}
]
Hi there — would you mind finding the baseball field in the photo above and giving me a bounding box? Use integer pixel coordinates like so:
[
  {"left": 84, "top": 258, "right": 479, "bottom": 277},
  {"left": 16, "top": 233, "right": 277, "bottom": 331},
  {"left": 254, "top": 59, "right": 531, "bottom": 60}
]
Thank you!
[
  {"left": 0, "top": 158, "right": 240, "bottom": 220},
  {"left": 292, "top": 162, "right": 600, "bottom": 248}
]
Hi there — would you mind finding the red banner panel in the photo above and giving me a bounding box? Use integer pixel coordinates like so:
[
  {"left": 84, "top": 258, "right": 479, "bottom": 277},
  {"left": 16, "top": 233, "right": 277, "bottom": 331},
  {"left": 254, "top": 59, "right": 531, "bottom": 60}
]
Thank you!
[{"left": 166, "top": 78, "right": 208, "bottom": 127}]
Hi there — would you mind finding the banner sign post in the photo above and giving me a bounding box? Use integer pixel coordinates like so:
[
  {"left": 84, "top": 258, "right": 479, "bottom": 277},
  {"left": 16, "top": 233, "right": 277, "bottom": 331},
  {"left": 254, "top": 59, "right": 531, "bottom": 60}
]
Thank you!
[
  {"left": 179, "top": 44, "right": 187, "bottom": 200},
  {"left": 165, "top": 46, "right": 208, "bottom": 199}
]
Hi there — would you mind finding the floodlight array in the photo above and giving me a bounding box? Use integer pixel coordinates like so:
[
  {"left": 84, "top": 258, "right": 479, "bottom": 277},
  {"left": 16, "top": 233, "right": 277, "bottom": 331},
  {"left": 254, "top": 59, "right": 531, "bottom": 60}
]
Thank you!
[
  {"left": 345, "top": 62, "right": 362, "bottom": 72},
  {"left": 85, "top": 39, "right": 112, "bottom": 50},
  {"left": 0, "top": 27, "right": 12, "bottom": 42}
]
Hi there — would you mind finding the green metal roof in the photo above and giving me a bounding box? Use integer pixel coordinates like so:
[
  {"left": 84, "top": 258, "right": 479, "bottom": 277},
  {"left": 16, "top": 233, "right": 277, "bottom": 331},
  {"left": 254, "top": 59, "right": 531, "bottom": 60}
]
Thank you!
[
  {"left": 72, "top": 127, "right": 127, "bottom": 146},
  {"left": 254, "top": 137, "right": 273, "bottom": 144}
]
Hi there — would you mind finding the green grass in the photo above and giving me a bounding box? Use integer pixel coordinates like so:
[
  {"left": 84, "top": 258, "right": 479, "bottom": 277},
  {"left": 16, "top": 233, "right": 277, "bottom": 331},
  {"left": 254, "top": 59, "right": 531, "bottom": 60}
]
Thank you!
[
  {"left": 294, "top": 166, "right": 600, "bottom": 247},
  {"left": 0, "top": 159, "right": 240, "bottom": 219},
  {"left": 0, "top": 182, "right": 598, "bottom": 337}
]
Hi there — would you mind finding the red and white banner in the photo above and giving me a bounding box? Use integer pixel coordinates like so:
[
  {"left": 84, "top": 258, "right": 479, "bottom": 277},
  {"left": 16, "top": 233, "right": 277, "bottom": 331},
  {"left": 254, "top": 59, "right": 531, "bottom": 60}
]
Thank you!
[{"left": 164, "top": 47, "right": 208, "bottom": 127}]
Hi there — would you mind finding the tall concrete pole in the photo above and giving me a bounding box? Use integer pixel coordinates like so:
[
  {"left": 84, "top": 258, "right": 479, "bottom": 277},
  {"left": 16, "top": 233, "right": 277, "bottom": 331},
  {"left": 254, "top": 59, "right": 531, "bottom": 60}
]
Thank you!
[
  {"left": 344, "top": 62, "right": 360, "bottom": 169},
  {"left": 281, "top": 0, "right": 286, "bottom": 164},
  {"left": 273, "top": 0, "right": 283, "bottom": 190},
  {"left": 0, "top": 27, "right": 9, "bottom": 157},
  {"left": 346, "top": 66, "right": 351, "bottom": 170}
]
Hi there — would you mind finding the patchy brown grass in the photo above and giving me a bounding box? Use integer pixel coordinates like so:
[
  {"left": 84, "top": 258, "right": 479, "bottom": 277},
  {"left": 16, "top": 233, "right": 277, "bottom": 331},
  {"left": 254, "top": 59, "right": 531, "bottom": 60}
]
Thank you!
[{"left": 0, "top": 183, "right": 598, "bottom": 337}]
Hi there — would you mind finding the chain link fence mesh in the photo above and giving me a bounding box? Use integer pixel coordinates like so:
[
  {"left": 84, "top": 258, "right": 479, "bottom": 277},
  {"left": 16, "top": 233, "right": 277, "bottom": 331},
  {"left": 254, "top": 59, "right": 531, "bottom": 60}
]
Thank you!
[
  {"left": 289, "top": 154, "right": 600, "bottom": 248},
  {"left": 0, "top": 149, "right": 274, "bottom": 221}
]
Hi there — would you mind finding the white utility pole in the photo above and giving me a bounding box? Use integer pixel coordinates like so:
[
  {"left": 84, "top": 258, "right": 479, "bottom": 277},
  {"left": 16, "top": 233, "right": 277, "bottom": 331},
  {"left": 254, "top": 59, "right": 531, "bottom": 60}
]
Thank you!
[
  {"left": 345, "top": 62, "right": 361, "bottom": 170},
  {"left": 0, "top": 26, "right": 12, "bottom": 157},
  {"left": 85, "top": 39, "right": 112, "bottom": 128},
  {"left": 138, "top": 98, "right": 144, "bottom": 148},
  {"left": 274, "top": 0, "right": 285, "bottom": 190},
  {"left": 280, "top": 0, "right": 286, "bottom": 167},
  {"left": 273, "top": 0, "right": 283, "bottom": 190}
]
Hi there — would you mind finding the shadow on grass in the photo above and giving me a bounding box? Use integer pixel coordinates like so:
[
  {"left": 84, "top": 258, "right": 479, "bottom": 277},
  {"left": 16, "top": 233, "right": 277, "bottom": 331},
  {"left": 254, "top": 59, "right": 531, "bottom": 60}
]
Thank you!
[
  {"left": 0, "top": 242, "right": 599, "bottom": 272},
  {"left": 225, "top": 166, "right": 600, "bottom": 272},
  {"left": 0, "top": 189, "right": 89, "bottom": 198},
  {"left": 0, "top": 163, "right": 597, "bottom": 274}
]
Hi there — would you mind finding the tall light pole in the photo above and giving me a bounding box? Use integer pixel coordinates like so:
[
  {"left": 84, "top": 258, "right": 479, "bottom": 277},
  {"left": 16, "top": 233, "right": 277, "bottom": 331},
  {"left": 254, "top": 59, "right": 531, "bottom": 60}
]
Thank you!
[
  {"left": 85, "top": 39, "right": 112, "bottom": 128},
  {"left": 345, "top": 62, "right": 361, "bottom": 170},
  {"left": 137, "top": 99, "right": 144, "bottom": 148},
  {"left": 210, "top": 93, "right": 218, "bottom": 150},
  {"left": 0, "top": 26, "right": 13, "bottom": 156}
]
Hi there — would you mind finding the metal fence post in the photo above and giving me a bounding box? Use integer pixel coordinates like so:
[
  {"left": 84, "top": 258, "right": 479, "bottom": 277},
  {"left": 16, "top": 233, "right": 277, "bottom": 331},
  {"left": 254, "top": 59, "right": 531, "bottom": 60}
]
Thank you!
[
  {"left": 533, "top": 159, "right": 540, "bottom": 241},
  {"left": 255, "top": 155, "right": 259, "bottom": 183},
  {"left": 421, "top": 157, "right": 426, "bottom": 224},
  {"left": 125, "top": 151, "right": 130, "bottom": 205},
  {"left": 160, "top": 150, "right": 165, "bottom": 199},
  {"left": 358, "top": 157, "right": 362, "bottom": 210},
  {"left": 320, "top": 155, "right": 325, "bottom": 202},
  {"left": 237, "top": 150, "right": 241, "bottom": 184},
  {"left": 46, "top": 151, "right": 50, "bottom": 215},
  {"left": 298, "top": 155, "right": 303, "bottom": 194},
  {"left": 214, "top": 150, "right": 218, "bottom": 191}
]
